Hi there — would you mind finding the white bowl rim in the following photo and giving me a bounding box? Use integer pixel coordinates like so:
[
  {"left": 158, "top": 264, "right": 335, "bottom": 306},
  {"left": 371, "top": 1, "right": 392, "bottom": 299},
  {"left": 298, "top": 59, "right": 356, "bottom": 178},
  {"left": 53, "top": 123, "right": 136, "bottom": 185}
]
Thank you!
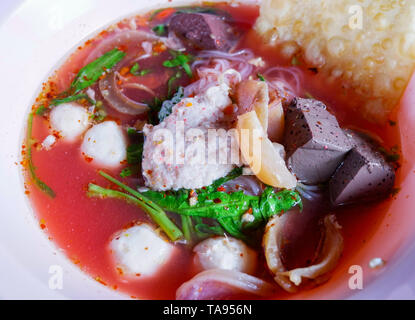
[{"left": 0, "top": 0, "right": 414, "bottom": 300}]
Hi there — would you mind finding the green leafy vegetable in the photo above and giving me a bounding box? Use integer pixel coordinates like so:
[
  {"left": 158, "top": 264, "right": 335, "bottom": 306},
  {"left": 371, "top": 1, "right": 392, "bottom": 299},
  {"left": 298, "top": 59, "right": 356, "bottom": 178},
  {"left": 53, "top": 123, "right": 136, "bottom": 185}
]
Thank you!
[
  {"left": 139, "top": 69, "right": 151, "bottom": 76},
  {"left": 89, "top": 100, "right": 107, "bottom": 122},
  {"left": 130, "top": 63, "right": 140, "bottom": 75},
  {"left": 181, "top": 63, "right": 192, "bottom": 79},
  {"left": 120, "top": 166, "right": 140, "bottom": 178},
  {"left": 291, "top": 56, "right": 301, "bottom": 66},
  {"left": 177, "top": 191, "right": 257, "bottom": 219},
  {"left": 91, "top": 109, "right": 107, "bottom": 122},
  {"left": 126, "top": 128, "right": 144, "bottom": 165},
  {"left": 257, "top": 73, "right": 265, "bottom": 82},
  {"left": 70, "top": 48, "right": 126, "bottom": 93},
  {"left": 88, "top": 171, "right": 183, "bottom": 241},
  {"left": 35, "top": 105, "right": 48, "bottom": 116},
  {"left": 217, "top": 216, "right": 248, "bottom": 240},
  {"left": 163, "top": 51, "right": 193, "bottom": 78},
  {"left": 127, "top": 144, "right": 143, "bottom": 165},
  {"left": 244, "top": 186, "right": 303, "bottom": 229},
  {"left": 130, "top": 63, "right": 151, "bottom": 77},
  {"left": 120, "top": 128, "right": 144, "bottom": 178},
  {"left": 127, "top": 127, "right": 143, "bottom": 138},
  {"left": 194, "top": 223, "right": 225, "bottom": 238},
  {"left": 391, "top": 187, "right": 401, "bottom": 196},
  {"left": 304, "top": 92, "right": 315, "bottom": 99},
  {"left": 181, "top": 215, "right": 194, "bottom": 244},
  {"left": 149, "top": 8, "right": 171, "bottom": 21},
  {"left": 27, "top": 53, "right": 112, "bottom": 195},
  {"left": 152, "top": 24, "right": 167, "bottom": 36},
  {"left": 158, "top": 86, "right": 184, "bottom": 122},
  {"left": 26, "top": 112, "right": 55, "bottom": 198},
  {"left": 141, "top": 167, "right": 243, "bottom": 215},
  {"left": 379, "top": 146, "right": 400, "bottom": 163},
  {"left": 87, "top": 167, "right": 300, "bottom": 243},
  {"left": 147, "top": 97, "right": 163, "bottom": 125},
  {"left": 142, "top": 167, "right": 302, "bottom": 240},
  {"left": 148, "top": 84, "right": 184, "bottom": 125},
  {"left": 167, "top": 71, "right": 182, "bottom": 97},
  {"left": 51, "top": 93, "right": 95, "bottom": 107}
]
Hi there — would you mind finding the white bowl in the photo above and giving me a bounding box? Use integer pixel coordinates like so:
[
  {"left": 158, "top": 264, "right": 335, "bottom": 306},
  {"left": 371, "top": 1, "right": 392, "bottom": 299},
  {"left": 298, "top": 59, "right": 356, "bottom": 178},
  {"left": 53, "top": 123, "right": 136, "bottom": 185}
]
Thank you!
[{"left": 1, "top": 0, "right": 415, "bottom": 299}]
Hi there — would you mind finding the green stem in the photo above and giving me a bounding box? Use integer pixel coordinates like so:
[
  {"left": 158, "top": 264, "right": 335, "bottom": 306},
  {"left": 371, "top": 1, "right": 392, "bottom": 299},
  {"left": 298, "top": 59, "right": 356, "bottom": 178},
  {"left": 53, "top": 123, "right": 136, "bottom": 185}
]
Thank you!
[
  {"left": 181, "top": 215, "right": 194, "bottom": 244},
  {"left": 94, "top": 173, "right": 184, "bottom": 241},
  {"left": 26, "top": 112, "right": 55, "bottom": 198},
  {"left": 51, "top": 93, "right": 95, "bottom": 106},
  {"left": 99, "top": 171, "right": 161, "bottom": 210}
]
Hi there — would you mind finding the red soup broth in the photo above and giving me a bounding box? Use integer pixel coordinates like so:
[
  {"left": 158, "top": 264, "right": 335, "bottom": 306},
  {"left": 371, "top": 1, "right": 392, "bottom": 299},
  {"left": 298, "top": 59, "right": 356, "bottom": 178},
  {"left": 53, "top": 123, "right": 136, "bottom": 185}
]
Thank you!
[{"left": 23, "top": 2, "right": 401, "bottom": 300}]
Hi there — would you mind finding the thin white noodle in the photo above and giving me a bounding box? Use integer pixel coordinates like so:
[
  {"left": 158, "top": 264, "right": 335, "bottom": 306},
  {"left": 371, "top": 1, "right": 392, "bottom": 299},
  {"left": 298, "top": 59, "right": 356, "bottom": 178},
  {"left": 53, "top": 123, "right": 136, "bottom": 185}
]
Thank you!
[
  {"left": 264, "top": 66, "right": 303, "bottom": 100},
  {"left": 296, "top": 182, "right": 323, "bottom": 200},
  {"left": 184, "top": 49, "right": 256, "bottom": 97}
]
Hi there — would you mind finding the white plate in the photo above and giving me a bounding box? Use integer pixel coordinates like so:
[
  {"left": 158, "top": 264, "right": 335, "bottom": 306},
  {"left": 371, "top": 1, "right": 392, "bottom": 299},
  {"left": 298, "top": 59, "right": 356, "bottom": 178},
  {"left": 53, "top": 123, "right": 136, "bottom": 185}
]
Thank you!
[{"left": 1, "top": 0, "right": 415, "bottom": 300}]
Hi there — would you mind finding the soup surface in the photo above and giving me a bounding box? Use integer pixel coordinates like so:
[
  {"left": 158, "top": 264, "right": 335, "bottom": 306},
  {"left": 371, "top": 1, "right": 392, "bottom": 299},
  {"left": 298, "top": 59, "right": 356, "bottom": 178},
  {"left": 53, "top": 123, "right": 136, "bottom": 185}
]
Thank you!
[{"left": 22, "top": 2, "right": 401, "bottom": 299}]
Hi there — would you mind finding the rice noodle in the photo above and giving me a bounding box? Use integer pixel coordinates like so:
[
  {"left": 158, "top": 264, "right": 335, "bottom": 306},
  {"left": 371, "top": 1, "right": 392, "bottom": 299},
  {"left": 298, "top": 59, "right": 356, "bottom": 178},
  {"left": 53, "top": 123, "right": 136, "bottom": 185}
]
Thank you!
[
  {"left": 296, "top": 182, "right": 324, "bottom": 201},
  {"left": 93, "top": 30, "right": 164, "bottom": 115},
  {"left": 85, "top": 30, "right": 158, "bottom": 63},
  {"left": 184, "top": 49, "right": 256, "bottom": 97},
  {"left": 99, "top": 71, "right": 149, "bottom": 115},
  {"left": 185, "top": 49, "right": 301, "bottom": 107},
  {"left": 263, "top": 66, "right": 303, "bottom": 102}
]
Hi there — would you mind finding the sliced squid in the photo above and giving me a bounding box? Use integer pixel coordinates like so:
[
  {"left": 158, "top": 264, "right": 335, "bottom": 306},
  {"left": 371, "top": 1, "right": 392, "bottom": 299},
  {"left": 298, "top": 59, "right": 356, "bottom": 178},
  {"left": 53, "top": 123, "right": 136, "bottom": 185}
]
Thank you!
[
  {"left": 93, "top": 30, "right": 160, "bottom": 115},
  {"left": 85, "top": 30, "right": 158, "bottom": 63},
  {"left": 267, "top": 99, "right": 284, "bottom": 142},
  {"left": 99, "top": 71, "right": 150, "bottom": 115},
  {"left": 263, "top": 214, "right": 343, "bottom": 292},
  {"left": 235, "top": 80, "right": 269, "bottom": 131},
  {"left": 235, "top": 80, "right": 284, "bottom": 142},
  {"left": 236, "top": 110, "right": 297, "bottom": 189},
  {"left": 235, "top": 80, "right": 294, "bottom": 188},
  {"left": 176, "top": 269, "right": 275, "bottom": 300},
  {"left": 273, "top": 142, "right": 286, "bottom": 159}
]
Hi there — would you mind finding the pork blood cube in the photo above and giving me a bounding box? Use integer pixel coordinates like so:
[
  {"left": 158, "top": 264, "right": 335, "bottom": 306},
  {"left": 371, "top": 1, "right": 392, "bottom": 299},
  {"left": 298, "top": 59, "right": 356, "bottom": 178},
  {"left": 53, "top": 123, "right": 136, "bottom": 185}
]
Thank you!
[
  {"left": 283, "top": 98, "right": 352, "bottom": 184},
  {"left": 169, "top": 13, "right": 234, "bottom": 51},
  {"left": 329, "top": 130, "right": 395, "bottom": 206}
]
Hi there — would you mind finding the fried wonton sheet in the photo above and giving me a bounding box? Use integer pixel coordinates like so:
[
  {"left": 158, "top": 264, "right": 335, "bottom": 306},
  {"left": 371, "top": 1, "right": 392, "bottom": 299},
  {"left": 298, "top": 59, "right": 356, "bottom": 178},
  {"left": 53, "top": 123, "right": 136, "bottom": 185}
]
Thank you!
[{"left": 255, "top": 0, "right": 415, "bottom": 123}]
